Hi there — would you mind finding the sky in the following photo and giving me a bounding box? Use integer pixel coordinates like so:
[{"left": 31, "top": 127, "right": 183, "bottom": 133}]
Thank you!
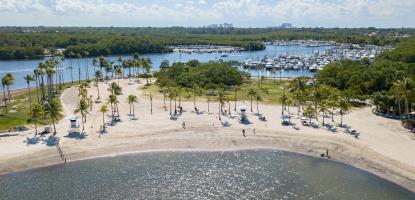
[{"left": 0, "top": 0, "right": 414, "bottom": 28}]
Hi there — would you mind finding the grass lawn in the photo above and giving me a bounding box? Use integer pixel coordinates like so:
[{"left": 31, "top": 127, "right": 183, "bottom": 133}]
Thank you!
[
  {"left": 0, "top": 82, "right": 76, "bottom": 131},
  {"left": 141, "top": 78, "right": 291, "bottom": 104}
]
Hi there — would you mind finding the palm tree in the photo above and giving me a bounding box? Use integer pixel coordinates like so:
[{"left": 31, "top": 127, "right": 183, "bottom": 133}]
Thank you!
[
  {"left": 23, "top": 75, "right": 35, "bottom": 110},
  {"left": 99, "top": 104, "right": 109, "bottom": 132},
  {"left": 217, "top": 89, "right": 226, "bottom": 121},
  {"left": 114, "top": 67, "right": 122, "bottom": 84},
  {"left": 75, "top": 99, "right": 89, "bottom": 133},
  {"left": 107, "top": 94, "right": 119, "bottom": 119},
  {"left": 68, "top": 52, "right": 75, "bottom": 84},
  {"left": 29, "top": 103, "right": 44, "bottom": 135},
  {"left": 192, "top": 84, "right": 203, "bottom": 110},
  {"left": 127, "top": 95, "right": 138, "bottom": 118},
  {"left": 280, "top": 92, "right": 288, "bottom": 115},
  {"left": 339, "top": 99, "right": 351, "bottom": 127},
  {"left": 1, "top": 76, "right": 9, "bottom": 113},
  {"left": 94, "top": 70, "right": 102, "bottom": 99},
  {"left": 303, "top": 105, "right": 315, "bottom": 123},
  {"left": 255, "top": 93, "right": 263, "bottom": 115},
  {"left": 319, "top": 100, "right": 330, "bottom": 126},
  {"left": 33, "top": 68, "right": 41, "bottom": 103},
  {"left": 233, "top": 86, "right": 240, "bottom": 111},
  {"left": 4, "top": 73, "right": 15, "bottom": 101},
  {"left": 76, "top": 53, "right": 82, "bottom": 83},
  {"left": 82, "top": 51, "right": 90, "bottom": 81},
  {"left": 44, "top": 101, "right": 63, "bottom": 136},
  {"left": 247, "top": 88, "right": 257, "bottom": 112}
]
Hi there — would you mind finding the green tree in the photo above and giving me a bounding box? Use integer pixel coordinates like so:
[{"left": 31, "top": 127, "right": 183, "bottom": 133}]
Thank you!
[
  {"left": 75, "top": 99, "right": 89, "bottom": 133},
  {"left": 247, "top": 88, "right": 257, "bottom": 112},
  {"left": 29, "top": 103, "right": 44, "bottom": 135},
  {"left": 99, "top": 104, "right": 109, "bottom": 132},
  {"left": 44, "top": 101, "right": 63, "bottom": 136},
  {"left": 127, "top": 95, "right": 138, "bottom": 119},
  {"left": 23, "top": 74, "right": 35, "bottom": 110}
]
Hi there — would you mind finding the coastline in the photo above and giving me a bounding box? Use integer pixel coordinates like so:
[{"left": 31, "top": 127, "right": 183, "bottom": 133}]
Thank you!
[{"left": 1, "top": 79, "right": 415, "bottom": 193}]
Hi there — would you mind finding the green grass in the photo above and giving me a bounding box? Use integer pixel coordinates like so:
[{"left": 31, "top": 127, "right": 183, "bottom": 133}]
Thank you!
[
  {"left": 141, "top": 79, "right": 290, "bottom": 104},
  {"left": 0, "top": 82, "right": 76, "bottom": 131}
]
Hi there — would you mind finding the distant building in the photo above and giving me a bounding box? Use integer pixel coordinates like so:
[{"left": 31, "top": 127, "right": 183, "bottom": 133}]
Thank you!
[
  {"left": 207, "top": 23, "right": 233, "bottom": 29},
  {"left": 223, "top": 23, "right": 233, "bottom": 28},
  {"left": 207, "top": 24, "right": 219, "bottom": 28},
  {"left": 279, "top": 23, "right": 293, "bottom": 29}
]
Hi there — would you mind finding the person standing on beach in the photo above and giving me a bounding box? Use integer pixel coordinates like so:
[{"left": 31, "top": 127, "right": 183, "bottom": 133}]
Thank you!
[
  {"left": 182, "top": 121, "right": 186, "bottom": 129},
  {"left": 242, "top": 129, "right": 246, "bottom": 137}
]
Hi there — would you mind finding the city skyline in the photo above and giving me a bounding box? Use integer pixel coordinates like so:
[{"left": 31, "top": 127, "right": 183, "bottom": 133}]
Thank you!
[{"left": 0, "top": 0, "right": 414, "bottom": 28}]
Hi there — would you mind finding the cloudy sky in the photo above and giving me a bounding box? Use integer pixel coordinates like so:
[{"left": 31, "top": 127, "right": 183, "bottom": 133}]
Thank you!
[{"left": 0, "top": 0, "right": 413, "bottom": 28}]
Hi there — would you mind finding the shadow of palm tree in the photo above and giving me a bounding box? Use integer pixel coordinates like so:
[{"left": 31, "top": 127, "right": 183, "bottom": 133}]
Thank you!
[
  {"left": 46, "top": 136, "right": 60, "bottom": 146},
  {"left": 25, "top": 136, "right": 40, "bottom": 145},
  {"left": 64, "top": 132, "right": 87, "bottom": 140}
]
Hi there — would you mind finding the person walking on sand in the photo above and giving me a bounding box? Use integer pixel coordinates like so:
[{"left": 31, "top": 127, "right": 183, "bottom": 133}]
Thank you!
[
  {"left": 182, "top": 121, "right": 186, "bottom": 129},
  {"left": 242, "top": 129, "right": 246, "bottom": 137},
  {"left": 253, "top": 128, "right": 256, "bottom": 134}
]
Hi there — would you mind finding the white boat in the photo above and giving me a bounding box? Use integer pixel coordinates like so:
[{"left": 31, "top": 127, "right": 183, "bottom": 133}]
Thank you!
[{"left": 309, "top": 63, "right": 318, "bottom": 72}]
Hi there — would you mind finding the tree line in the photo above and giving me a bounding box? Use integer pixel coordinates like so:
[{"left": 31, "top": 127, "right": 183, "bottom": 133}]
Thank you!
[{"left": 315, "top": 38, "right": 415, "bottom": 128}]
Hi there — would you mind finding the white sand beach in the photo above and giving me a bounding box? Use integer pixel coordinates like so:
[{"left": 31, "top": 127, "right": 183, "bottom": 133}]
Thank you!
[{"left": 1, "top": 78, "right": 415, "bottom": 192}]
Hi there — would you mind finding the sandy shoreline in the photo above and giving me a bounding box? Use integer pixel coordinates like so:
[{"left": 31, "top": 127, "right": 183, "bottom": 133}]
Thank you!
[{"left": 1, "top": 78, "right": 415, "bottom": 192}]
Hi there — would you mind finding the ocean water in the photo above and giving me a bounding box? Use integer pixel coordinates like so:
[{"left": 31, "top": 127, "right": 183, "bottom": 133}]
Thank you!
[
  {"left": 0, "top": 149, "right": 414, "bottom": 199},
  {"left": 0, "top": 45, "right": 329, "bottom": 90}
]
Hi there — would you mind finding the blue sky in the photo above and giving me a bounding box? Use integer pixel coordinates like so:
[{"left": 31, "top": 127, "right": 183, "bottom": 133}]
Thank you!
[{"left": 0, "top": 0, "right": 414, "bottom": 28}]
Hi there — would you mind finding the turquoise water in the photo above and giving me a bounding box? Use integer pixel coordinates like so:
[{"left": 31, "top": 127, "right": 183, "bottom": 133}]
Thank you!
[
  {"left": 0, "top": 150, "right": 414, "bottom": 199},
  {"left": 0, "top": 45, "right": 329, "bottom": 90}
]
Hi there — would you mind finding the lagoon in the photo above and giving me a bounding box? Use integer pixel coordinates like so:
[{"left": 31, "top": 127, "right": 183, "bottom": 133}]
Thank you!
[{"left": 0, "top": 150, "right": 413, "bottom": 199}]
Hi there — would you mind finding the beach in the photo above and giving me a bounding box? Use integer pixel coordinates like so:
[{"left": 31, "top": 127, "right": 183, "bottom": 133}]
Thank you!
[{"left": 1, "top": 78, "right": 415, "bottom": 192}]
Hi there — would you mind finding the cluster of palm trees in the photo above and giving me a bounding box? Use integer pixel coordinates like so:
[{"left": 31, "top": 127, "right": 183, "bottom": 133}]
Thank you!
[
  {"left": 1, "top": 54, "right": 66, "bottom": 135},
  {"left": 373, "top": 76, "right": 415, "bottom": 128},
  {"left": 92, "top": 54, "right": 152, "bottom": 86},
  {"left": 282, "top": 76, "right": 351, "bottom": 127}
]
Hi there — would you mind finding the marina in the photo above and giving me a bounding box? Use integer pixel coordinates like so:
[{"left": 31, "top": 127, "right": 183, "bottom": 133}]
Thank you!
[{"left": 242, "top": 42, "right": 386, "bottom": 72}]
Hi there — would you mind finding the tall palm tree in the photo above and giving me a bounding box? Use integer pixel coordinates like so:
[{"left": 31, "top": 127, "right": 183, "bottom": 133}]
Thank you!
[
  {"left": 82, "top": 51, "right": 90, "bottom": 81},
  {"left": 192, "top": 84, "right": 203, "bottom": 110},
  {"left": 94, "top": 70, "right": 102, "bottom": 99},
  {"left": 44, "top": 101, "right": 63, "bottom": 136},
  {"left": 319, "top": 100, "right": 330, "bottom": 126},
  {"left": 75, "top": 99, "right": 89, "bottom": 133},
  {"left": 280, "top": 92, "right": 288, "bottom": 115},
  {"left": 107, "top": 94, "right": 119, "bottom": 119},
  {"left": 127, "top": 95, "right": 138, "bottom": 118},
  {"left": 247, "top": 88, "right": 257, "bottom": 112},
  {"left": 4, "top": 73, "right": 15, "bottom": 101},
  {"left": 233, "top": 86, "right": 240, "bottom": 111},
  {"left": 217, "top": 89, "right": 226, "bottom": 120},
  {"left": 1, "top": 76, "right": 9, "bottom": 114},
  {"left": 76, "top": 53, "right": 82, "bottom": 83},
  {"left": 68, "top": 52, "right": 75, "bottom": 84},
  {"left": 255, "top": 93, "right": 263, "bottom": 115},
  {"left": 114, "top": 67, "right": 122, "bottom": 84},
  {"left": 29, "top": 103, "right": 44, "bottom": 135},
  {"left": 99, "top": 104, "right": 109, "bottom": 132},
  {"left": 23, "top": 74, "right": 35, "bottom": 110},
  {"left": 33, "top": 68, "right": 41, "bottom": 103}
]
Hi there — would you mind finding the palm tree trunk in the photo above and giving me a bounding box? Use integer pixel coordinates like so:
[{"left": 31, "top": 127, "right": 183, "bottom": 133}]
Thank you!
[
  {"left": 234, "top": 89, "right": 237, "bottom": 111},
  {"left": 169, "top": 98, "right": 172, "bottom": 116},
  {"left": 250, "top": 96, "right": 253, "bottom": 112},
  {"left": 133, "top": 104, "right": 135, "bottom": 119},
  {"left": 163, "top": 93, "right": 167, "bottom": 111},
  {"left": 34, "top": 122, "right": 38, "bottom": 135},
  {"left": 102, "top": 112, "right": 105, "bottom": 132},
  {"left": 27, "top": 83, "right": 32, "bottom": 110},
  {"left": 2, "top": 86, "right": 7, "bottom": 113},
  {"left": 256, "top": 99, "right": 259, "bottom": 115}
]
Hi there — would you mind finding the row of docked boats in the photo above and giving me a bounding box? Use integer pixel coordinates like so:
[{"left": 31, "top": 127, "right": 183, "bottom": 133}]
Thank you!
[{"left": 242, "top": 44, "right": 384, "bottom": 72}]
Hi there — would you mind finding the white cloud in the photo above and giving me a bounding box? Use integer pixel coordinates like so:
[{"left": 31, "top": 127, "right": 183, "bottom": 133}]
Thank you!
[{"left": 0, "top": 0, "right": 413, "bottom": 27}]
